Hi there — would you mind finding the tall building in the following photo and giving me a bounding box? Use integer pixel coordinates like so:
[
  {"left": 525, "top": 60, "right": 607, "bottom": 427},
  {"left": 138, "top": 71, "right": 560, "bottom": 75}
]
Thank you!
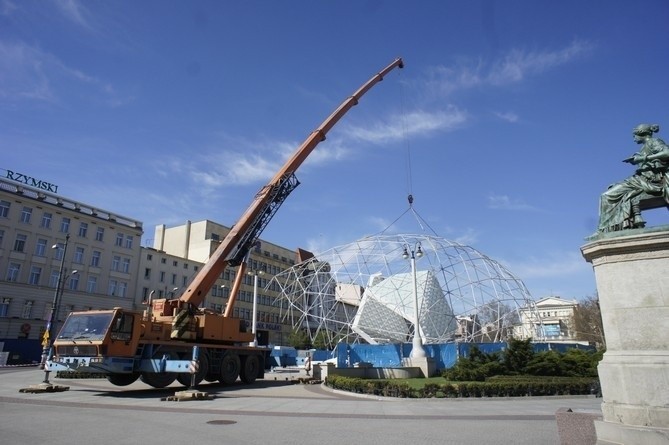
[
  {"left": 0, "top": 176, "right": 143, "bottom": 364},
  {"left": 151, "top": 220, "right": 300, "bottom": 346}
]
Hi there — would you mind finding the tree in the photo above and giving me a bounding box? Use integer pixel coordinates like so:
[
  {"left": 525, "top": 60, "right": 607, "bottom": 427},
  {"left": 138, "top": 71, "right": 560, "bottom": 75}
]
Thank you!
[
  {"left": 503, "top": 338, "right": 534, "bottom": 374},
  {"left": 572, "top": 294, "right": 605, "bottom": 349},
  {"left": 288, "top": 329, "right": 310, "bottom": 349},
  {"left": 475, "top": 301, "right": 520, "bottom": 342},
  {"left": 311, "top": 330, "right": 330, "bottom": 350}
]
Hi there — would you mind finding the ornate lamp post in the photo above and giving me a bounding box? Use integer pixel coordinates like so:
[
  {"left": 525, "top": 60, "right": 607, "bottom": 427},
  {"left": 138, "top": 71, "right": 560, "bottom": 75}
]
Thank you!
[
  {"left": 402, "top": 242, "right": 426, "bottom": 359},
  {"left": 41, "top": 234, "right": 76, "bottom": 383},
  {"left": 247, "top": 269, "right": 264, "bottom": 347}
]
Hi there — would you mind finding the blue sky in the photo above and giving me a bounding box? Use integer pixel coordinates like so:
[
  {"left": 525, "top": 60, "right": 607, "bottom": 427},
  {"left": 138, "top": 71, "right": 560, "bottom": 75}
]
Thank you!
[{"left": 2, "top": 1, "right": 668, "bottom": 300}]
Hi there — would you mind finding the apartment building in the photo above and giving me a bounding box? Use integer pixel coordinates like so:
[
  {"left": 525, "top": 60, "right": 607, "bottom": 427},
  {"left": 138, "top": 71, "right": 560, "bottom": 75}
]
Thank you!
[
  {"left": 0, "top": 176, "right": 143, "bottom": 363},
  {"left": 1, "top": 174, "right": 306, "bottom": 364}
]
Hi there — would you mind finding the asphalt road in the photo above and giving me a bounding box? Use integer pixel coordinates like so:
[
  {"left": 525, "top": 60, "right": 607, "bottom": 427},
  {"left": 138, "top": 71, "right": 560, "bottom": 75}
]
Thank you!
[{"left": 0, "top": 367, "right": 602, "bottom": 445}]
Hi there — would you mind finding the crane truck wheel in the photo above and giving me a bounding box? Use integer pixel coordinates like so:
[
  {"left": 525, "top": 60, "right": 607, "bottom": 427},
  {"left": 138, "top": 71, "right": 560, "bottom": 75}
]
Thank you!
[
  {"left": 219, "top": 353, "right": 241, "bottom": 385},
  {"left": 140, "top": 351, "right": 178, "bottom": 388},
  {"left": 140, "top": 372, "right": 176, "bottom": 388},
  {"left": 176, "top": 351, "right": 209, "bottom": 387},
  {"left": 107, "top": 373, "right": 140, "bottom": 386},
  {"left": 240, "top": 354, "right": 261, "bottom": 384}
]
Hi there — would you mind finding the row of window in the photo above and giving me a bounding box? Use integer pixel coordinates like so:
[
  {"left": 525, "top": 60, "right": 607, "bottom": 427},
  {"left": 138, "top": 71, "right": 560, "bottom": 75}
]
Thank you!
[
  {"left": 229, "top": 306, "right": 282, "bottom": 324},
  {"left": 4, "top": 262, "right": 130, "bottom": 297},
  {"left": 0, "top": 200, "right": 134, "bottom": 248},
  {"left": 0, "top": 297, "right": 96, "bottom": 321},
  {"left": 0, "top": 230, "right": 134, "bottom": 273}
]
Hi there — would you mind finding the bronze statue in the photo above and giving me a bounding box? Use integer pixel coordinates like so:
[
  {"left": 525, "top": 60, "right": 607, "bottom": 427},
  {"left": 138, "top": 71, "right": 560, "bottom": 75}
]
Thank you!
[{"left": 598, "top": 124, "right": 669, "bottom": 233}]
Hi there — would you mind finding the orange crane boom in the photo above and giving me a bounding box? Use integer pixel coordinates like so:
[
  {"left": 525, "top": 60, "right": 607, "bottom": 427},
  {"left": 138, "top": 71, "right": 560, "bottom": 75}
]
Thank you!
[{"left": 180, "top": 57, "right": 404, "bottom": 310}]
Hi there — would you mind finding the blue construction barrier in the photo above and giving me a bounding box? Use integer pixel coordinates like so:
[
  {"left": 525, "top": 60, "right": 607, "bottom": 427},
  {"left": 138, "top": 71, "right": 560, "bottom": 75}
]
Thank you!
[
  {"left": 318, "top": 341, "right": 594, "bottom": 371},
  {"left": 0, "top": 338, "right": 42, "bottom": 365}
]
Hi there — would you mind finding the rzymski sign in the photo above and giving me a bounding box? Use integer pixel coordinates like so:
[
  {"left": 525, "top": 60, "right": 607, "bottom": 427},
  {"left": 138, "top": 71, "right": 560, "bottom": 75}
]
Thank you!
[{"left": 3, "top": 169, "right": 59, "bottom": 193}]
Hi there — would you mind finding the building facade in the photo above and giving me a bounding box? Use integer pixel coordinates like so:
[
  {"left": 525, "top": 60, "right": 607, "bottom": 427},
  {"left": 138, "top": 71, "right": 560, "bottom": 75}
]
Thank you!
[
  {"left": 514, "top": 296, "right": 579, "bottom": 342},
  {"left": 0, "top": 176, "right": 305, "bottom": 364},
  {"left": 152, "top": 220, "right": 299, "bottom": 347},
  {"left": 0, "top": 177, "right": 143, "bottom": 364}
]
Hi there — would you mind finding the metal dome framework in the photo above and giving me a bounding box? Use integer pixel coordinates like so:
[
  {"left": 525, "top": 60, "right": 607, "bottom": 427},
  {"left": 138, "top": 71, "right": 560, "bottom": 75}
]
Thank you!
[{"left": 270, "top": 234, "right": 539, "bottom": 347}]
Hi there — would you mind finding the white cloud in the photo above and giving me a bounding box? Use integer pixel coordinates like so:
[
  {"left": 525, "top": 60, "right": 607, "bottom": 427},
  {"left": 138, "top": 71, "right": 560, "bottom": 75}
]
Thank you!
[
  {"left": 0, "top": 0, "right": 17, "bottom": 16},
  {"left": 344, "top": 107, "right": 468, "bottom": 144},
  {"left": 501, "top": 251, "right": 588, "bottom": 279},
  {"left": 0, "top": 41, "right": 54, "bottom": 100},
  {"left": 0, "top": 40, "right": 129, "bottom": 105},
  {"left": 493, "top": 111, "right": 519, "bottom": 123},
  {"left": 488, "top": 40, "right": 594, "bottom": 85},
  {"left": 453, "top": 228, "right": 479, "bottom": 246},
  {"left": 425, "top": 40, "right": 594, "bottom": 96},
  {"left": 54, "top": 0, "right": 92, "bottom": 29},
  {"left": 487, "top": 194, "right": 536, "bottom": 211}
]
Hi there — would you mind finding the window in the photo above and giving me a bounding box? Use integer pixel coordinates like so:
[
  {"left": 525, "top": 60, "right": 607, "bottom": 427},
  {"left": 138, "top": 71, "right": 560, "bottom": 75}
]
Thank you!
[
  {"left": 60, "top": 217, "right": 70, "bottom": 233},
  {"left": 159, "top": 271, "right": 165, "bottom": 282},
  {"left": 49, "top": 270, "right": 59, "bottom": 287},
  {"left": 7, "top": 263, "right": 21, "bottom": 281},
  {"left": 95, "top": 227, "right": 104, "bottom": 242},
  {"left": 22, "top": 301, "right": 33, "bottom": 319},
  {"left": 121, "top": 258, "right": 130, "bottom": 273},
  {"left": 117, "top": 282, "right": 127, "bottom": 298},
  {"left": 171, "top": 273, "right": 177, "bottom": 285},
  {"left": 68, "top": 274, "right": 79, "bottom": 291},
  {"left": 78, "top": 222, "right": 88, "bottom": 238},
  {"left": 182, "top": 276, "right": 188, "bottom": 286},
  {"left": 161, "top": 258, "right": 166, "bottom": 264},
  {"left": 86, "top": 276, "right": 97, "bottom": 293},
  {"left": 53, "top": 243, "right": 64, "bottom": 260},
  {"left": 112, "top": 256, "right": 120, "bottom": 271},
  {"left": 29, "top": 266, "right": 42, "bottom": 285},
  {"left": 125, "top": 235, "right": 133, "bottom": 249},
  {"left": 73, "top": 247, "right": 85, "bottom": 264},
  {"left": 172, "top": 260, "right": 178, "bottom": 267},
  {"left": 0, "top": 200, "right": 10, "bottom": 218},
  {"left": 35, "top": 238, "right": 47, "bottom": 256},
  {"left": 110, "top": 313, "right": 134, "bottom": 341},
  {"left": 90, "top": 250, "right": 101, "bottom": 267},
  {"left": 0, "top": 298, "right": 10, "bottom": 317},
  {"left": 41, "top": 212, "right": 52, "bottom": 229},
  {"left": 13, "top": 234, "right": 27, "bottom": 252},
  {"left": 0, "top": 229, "right": 3, "bottom": 247},
  {"left": 20, "top": 206, "right": 32, "bottom": 223},
  {"left": 144, "top": 268, "right": 151, "bottom": 279},
  {"left": 146, "top": 253, "right": 153, "bottom": 261},
  {"left": 183, "top": 263, "right": 188, "bottom": 269},
  {"left": 115, "top": 233, "right": 124, "bottom": 246},
  {"left": 108, "top": 280, "right": 118, "bottom": 296}
]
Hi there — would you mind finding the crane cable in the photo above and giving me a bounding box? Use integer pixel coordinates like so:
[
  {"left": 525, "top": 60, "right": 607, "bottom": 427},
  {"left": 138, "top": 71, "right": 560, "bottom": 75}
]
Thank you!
[{"left": 375, "top": 68, "right": 439, "bottom": 237}]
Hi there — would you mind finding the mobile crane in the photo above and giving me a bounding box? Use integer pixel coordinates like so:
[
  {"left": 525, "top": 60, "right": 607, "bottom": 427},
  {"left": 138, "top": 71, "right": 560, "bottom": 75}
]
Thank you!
[{"left": 46, "top": 57, "right": 404, "bottom": 388}]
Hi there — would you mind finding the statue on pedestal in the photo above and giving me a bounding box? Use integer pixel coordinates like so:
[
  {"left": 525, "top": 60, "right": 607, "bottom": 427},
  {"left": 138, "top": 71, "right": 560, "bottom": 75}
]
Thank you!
[{"left": 597, "top": 123, "right": 669, "bottom": 233}]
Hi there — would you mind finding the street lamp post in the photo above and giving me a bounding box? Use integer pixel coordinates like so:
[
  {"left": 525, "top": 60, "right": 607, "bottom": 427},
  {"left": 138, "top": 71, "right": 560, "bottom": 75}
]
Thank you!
[
  {"left": 248, "top": 270, "right": 264, "bottom": 347},
  {"left": 40, "top": 234, "right": 70, "bottom": 382},
  {"left": 403, "top": 243, "right": 426, "bottom": 359}
]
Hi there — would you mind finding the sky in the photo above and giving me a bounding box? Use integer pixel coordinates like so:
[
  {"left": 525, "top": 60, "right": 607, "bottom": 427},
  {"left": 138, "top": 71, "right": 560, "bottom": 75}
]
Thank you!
[{"left": 2, "top": 1, "right": 669, "bottom": 301}]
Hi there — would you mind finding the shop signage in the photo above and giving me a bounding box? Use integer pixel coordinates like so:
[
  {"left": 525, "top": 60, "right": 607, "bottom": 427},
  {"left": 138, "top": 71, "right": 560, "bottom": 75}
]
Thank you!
[{"left": 4, "top": 169, "right": 59, "bottom": 193}]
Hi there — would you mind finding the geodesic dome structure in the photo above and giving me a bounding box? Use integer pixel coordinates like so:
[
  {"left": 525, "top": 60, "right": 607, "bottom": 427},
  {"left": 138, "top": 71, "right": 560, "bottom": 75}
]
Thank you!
[{"left": 271, "top": 234, "right": 538, "bottom": 347}]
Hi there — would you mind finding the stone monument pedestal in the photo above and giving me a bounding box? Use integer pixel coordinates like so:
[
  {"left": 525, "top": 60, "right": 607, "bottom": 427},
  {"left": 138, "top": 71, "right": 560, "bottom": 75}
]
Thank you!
[
  {"left": 402, "top": 356, "right": 436, "bottom": 378},
  {"left": 582, "top": 229, "right": 669, "bottom": 444}
]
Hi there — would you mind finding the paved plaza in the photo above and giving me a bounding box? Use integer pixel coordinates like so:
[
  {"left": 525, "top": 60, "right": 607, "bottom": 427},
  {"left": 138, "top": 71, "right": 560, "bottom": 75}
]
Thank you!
[{"left": 1, "top": 367, "right": 602, "bottom": 445}]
